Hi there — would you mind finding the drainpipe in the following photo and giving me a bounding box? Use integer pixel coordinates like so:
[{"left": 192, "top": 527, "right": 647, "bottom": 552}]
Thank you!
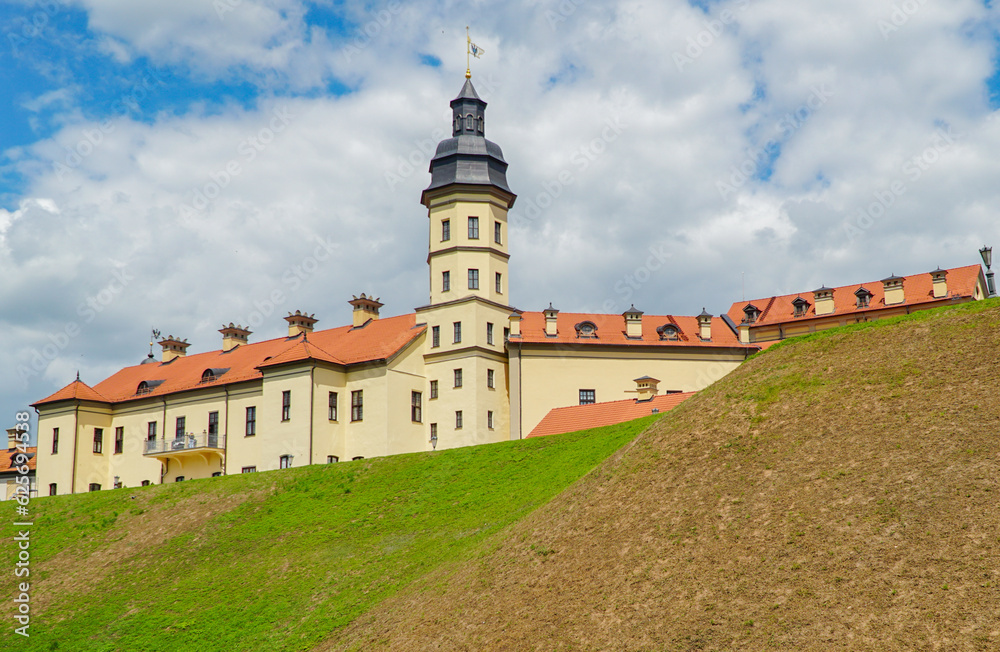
[
  {"left": 308, "top": 365, "right": 315, "bottom": 465},
  {"left": 160, "top": 398, "right": 168, "bottom": 484},
  {"left": 71, "top": 400, "right": 80, "bottom": 494},
  {"left": 223, "top": 385, "right": 230, "bottom": 476}
]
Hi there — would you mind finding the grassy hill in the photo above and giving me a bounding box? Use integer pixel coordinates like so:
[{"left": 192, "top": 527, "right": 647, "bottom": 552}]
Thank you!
[
  {"left": 323, "top": 298, "right": 1000, "bottom": 651},
  {"left": 1, "top": 416, "right": 657, "bottom": 652}
]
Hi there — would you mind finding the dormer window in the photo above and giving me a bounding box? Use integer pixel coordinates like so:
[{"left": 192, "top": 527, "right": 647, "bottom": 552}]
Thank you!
[
  {"left": 792, "top": 296, "right": 810, "bottom": 318},
  {"left": 743, "top": 303, "right": 761, "bottom": 324},
  {"left": 574, "top": 321, "right": 598, "bottom": 339},
  {"left": 135, "top": 379, "right": 165, "bottom": 396},
  {"left": 855, "top": 287, "right": 872, "bottom": 309},
  {"left": 200, "top": 368, "right": 229, "bottom": 384},
  {"left": 656, "top": 324, "right": 680, "bottom": 341}
]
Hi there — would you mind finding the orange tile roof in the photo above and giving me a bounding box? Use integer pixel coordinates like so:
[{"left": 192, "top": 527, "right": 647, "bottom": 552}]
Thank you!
[
  {"left": 33, "top": 379, "right": 110, "bottom": 405},
  {"left": 528, "top": 392, "right": 695, "bottom": 438},
  {"left": 726, "top": 264, "right": 985, "bottom": 328},
  {"left": 515, "top": 313, "right": 750, "bottom": 348},
  {"left": 33, "top": 314, "right": 425, "bottom": 407},
  {"left": 0, "top": 447, "right": 37, "bottom": 475}
]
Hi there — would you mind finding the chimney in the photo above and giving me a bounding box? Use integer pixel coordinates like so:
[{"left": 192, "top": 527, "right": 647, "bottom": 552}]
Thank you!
[
  {"left": 697, "top": 308, "right": 712, "bottom": 341},
  {"left": 633, "top": 376, "right": 659, "bottom": 402},
  {"left": 623, "top": 305, "right": 644, "bottom": 339},
  {"left": 159, "top": 336, "right": 190, "bottom": 362},
  {"left": 812, "top": 286, "right": 835, "bottom": 316},
  {"left": 739, "top": 322, "right": 751, "bottom": 344},
  {"left": 881, "top": 274, "right": 905, "bottom": 305},
  {"left": 219, "top": 323, "right": 251, "bottom": 351},
  {"left": 931, "top": 268, "right": 948, "bottom": 299},
  {"left": 508, "top": 311, "right": 522, "bottom": 338},
  {"left": 543, "top": 303, "right": 559, "bottom": 337},
  {"left": 7, "top": 427, "right": 20, "bottom": 449},
  {"left": 285, "top": 311, "right": 318, "bottom": 337},
  {"left": 348, "top": 294, "right": 383, "bottom": 327}
]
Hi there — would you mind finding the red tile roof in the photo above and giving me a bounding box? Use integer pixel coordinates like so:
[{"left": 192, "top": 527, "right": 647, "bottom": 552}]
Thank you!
[
  {"left": 528, "top": 392, "right": 695, "bottom": 438},
  {"left": 33, "top": 314, "right": 425, "bottom": 407},
  {"left": 33, "top": 379, "right": 110, "bottom": 405},
  {"left": 516, "top": 313, "right": 749, "bottom": 348},
  {"left": 726, "top": 264, "right": 985, "bottom": 328},
  {"left": 0, "top": 447, "right": 37, "bottom": 474}
]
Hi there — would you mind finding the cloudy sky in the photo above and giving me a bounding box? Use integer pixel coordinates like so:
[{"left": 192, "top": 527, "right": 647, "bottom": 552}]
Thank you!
[{"left": 2, "top": 0, "right": 999, "bottom": 430}]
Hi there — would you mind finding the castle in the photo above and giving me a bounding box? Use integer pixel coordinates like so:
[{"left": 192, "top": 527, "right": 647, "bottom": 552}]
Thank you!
[{"left": 30, "top": 78, "right": 988, "bottom": 495}]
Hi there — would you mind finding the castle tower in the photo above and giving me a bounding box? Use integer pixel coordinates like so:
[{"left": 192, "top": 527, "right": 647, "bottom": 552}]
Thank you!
[{"left": 417, "top": 78, "right": 517, "bottom": 447}]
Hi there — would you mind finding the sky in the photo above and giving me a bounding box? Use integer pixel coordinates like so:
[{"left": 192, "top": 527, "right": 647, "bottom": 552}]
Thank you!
[{"left": 2, "top": 0, "right": 999, "bottom": 435}]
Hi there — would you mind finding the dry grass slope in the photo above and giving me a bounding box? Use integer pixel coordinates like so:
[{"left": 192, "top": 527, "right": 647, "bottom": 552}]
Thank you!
[{"left": 325, "top": 300, "right": 1000, "bottom": 651}]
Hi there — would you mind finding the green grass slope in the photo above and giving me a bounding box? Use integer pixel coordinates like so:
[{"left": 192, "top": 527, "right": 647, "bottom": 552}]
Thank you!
[
  {"left": 326, "top": 299, "right": 1000, "bottom": 651},
  {"left": 1, "top": 416, "right": 658, "bottom": 652}
]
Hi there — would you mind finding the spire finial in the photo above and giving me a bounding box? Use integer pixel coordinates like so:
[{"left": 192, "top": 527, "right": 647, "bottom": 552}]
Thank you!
[
  {"left": 466, "top": 26, "right": 471, "bottom": 79},
  {"left": 76, "top": 371, "right": 80, "bottom": 381}
]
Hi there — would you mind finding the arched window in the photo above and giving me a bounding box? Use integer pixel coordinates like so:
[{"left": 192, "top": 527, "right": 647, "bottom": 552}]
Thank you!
[
  {"left": 465, "top": 114, "right": 474, "bottom": 131},
  {"left": 574, "top": 321, "right": 598, "bottom": 338},
  {"left": 136, "top": 381, "right": 150, "bottom": 395},
  {"left": 657, "top": 324, "right": 680, "bottom": 341},
  {"left": 477, "top": 116, "right": 484, "bottom": 134}
]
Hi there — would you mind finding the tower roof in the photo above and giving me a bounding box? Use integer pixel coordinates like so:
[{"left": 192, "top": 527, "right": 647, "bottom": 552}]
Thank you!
[{"left": 421, "top": 79, "right": 515, "bottom": 206}]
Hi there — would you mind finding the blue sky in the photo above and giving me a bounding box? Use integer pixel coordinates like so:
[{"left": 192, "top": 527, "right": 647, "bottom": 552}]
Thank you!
[{"left": 2, "top": 0, "right": 1000, "bottom": 436}]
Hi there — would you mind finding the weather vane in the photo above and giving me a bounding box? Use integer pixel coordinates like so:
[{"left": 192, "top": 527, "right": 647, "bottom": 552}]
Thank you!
[
  {"left": 149, "top": 328, "right": 161, "bottom": 356},
  {"left": 466, "top": 26, "right": 484, "bottom": 79}
]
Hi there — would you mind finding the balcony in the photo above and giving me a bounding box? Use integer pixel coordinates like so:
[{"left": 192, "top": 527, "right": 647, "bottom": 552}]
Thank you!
[{"left": 144, "top": 433, "right": 226, "bottom": 457}]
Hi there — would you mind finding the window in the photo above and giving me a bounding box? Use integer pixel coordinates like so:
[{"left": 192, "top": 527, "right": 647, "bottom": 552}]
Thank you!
[
  {"left": 487, "top": 322, "right": 494, "bottom": 345},
  {"left": 352, "top": 456, "right": 365, "bottom": 461},
  {"left": 49, "top": 483, "right": 57, "bottom": 496},
  {"left": 141, "top": 480, "right": 150, "bottom": 486},
  {"left": 114, "top": 478, "right": 123, "bottom": 489},
  {"left": 114, "top": 427, "right": 124, "bottom": 455},
  {"left": 487, "top": 369, "right": 495, "bottom": 389},
  {"left": 279, "top": 455, "right": 293, "bottom": 469},
  {"left": 208, "top": 411, "right": 219, "bottom": 437},
  {"left": 453, "top": 321, "right": 462, "bottom": 343},
  {"left": 411, "top": 391, "right": 422, "bottom": 423},
  {"left": 495, "top": 272, "right": 502, "bottom": 294},
  {"left": 327, "top": 455, "right": 339, "bottom": 463},
  {"left": 430, "top": 423, "right": 438, "bottom": 444},
  {"left": 855, "top": 287, "right": 872, "bottom": 309},
  {"left": 455, "top": 411, "right": 463, "bottom": 429},
  {"left": 503, "top": 327, "right": 510, "bottom": 341},
  {"left": 242, "top": 466, "right": 257, "bottom": 474},
  {"left": 468, "top": 216, "right": 479, "bottom": 239},
  {"left": 431, "top": 325, "right": 440, "bottom": 348},
  {"left": 176, "top": 416, "right": 186, "bottom": 439},
  {"left": 175, "top": 476, "right": 185, "bottom": 482},
  {"left": 579, "top": 389, "right": 596, "bottom": 405},
  {"left": 441, "top": 218, "right": 450, "bottom": 241},
  {"left": 494, "top": 221, "right": 502, "bottom": 244},
  {"left": 442, "top": 270, "right": 451, "bottom": 292},
  {"left": 211, "top": 472, "right": 222, "bottom": 477},
  {"left": 282, "top": 390, "right": 291, "bottom": 421},
  {"left": 245, "top": 406, "right": 256, "bottom": 437},
  {"left": 351, "top": 390, "right": 363, "bottom": 422},
  {"left": 488, "top": 411, "right": 494, "bottom": 429},
  {"left": 51, "top": 428, "right": 59, "bottom": 455},
  {"left": 657, "top": 324, "right": 678, "bottom": 341},
  {"left": 328, "top": 392, "right": 338, "bottom": 421},
  {"left": 89, "top": 483, "right": 101, "bottom": 492},
  {"left": 468, "top": 268, "right": 479, "bottom": 290},
  {"left": 743, "top": 304, "right": 760, "bottom": 324},
  {"left": 792, "top": 296, "right": 810, "bottom": 318},
  {"left": 454, "top": 368, "right": 463, "bottom": 388},
  {"left": 430, "top": 380, "right": 439, "bottom": 399},
  {"left": 147, "top": 422, "right": 157, "bottom": 442},
  {"left": 93, "top": 428, "right": 103, "bottom": 454}
]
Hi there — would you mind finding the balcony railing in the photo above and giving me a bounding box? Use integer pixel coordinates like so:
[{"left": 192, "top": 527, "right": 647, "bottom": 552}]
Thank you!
[{"left": 144, "top": 433, "right": 226, "bottom": 455}]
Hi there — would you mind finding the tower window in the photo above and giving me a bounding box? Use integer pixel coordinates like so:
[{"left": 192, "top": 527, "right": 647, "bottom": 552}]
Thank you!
[
  {"left": 282, "top": 391, "right": 291, "bottom": 421},
  {"left": 431, "top": 325, "right": 440, "bottom": 348},
  {"left": 51, "top": 428, "right": 59, "bottom": 455},
  {"left": 441, "top": 218, "right": 450, "bottom": 241},
  {"left": 114, "top": 427, "right": 124, "bottom": 455},
  {"left": 430, "top": 379, "right": 439, "bottom": 399},
  {"left": 455, "top": 410, "right": 463, "bottom": 429},
  {"left": 494, "top": 221, "right": 502, "bottom": 244},
  {"left": 246, "top": 406, "right": 256, "bottom": 436},
  {"left": 487, "top": 322, "right": 494, "bottom": 345},
  {"left": 465, "top": 114, "right": 473, "bottom": 131},
  {"left": 477, "top": 115, "right": 484, "bottom": 134},
  {"left": 468, "top": 269, "right": 479, "bottom": 290},
  {"left": 468, "top": 216, "right": 479, "bottom": 239},
  {"left": 488, "top": 411, "right": 494, "bottom": 429},
  {"left": 442, "top": 271, "right": 451, "bottom": 292},
  {"left": 351, "top": 390, "right": 363, "bottom": 422},
  {"left": 411, "top": 391, "right": 422, "bottom": 423},
  {"left": 487, "top": 368, "right": 495, "bottom": 389},
  {"left": 454, "top": 368, "right": 463, "bottom": 388},
  {"left": 495, "top": 272, "right": 502, "bottom": 294},
  {"left": 579, "top": 389, "right": 596, "bottom": 405},
  {"left": 328, "top": 392, "right": 338, "bottom": 421},
  {"left": 453, "top": 321, "right": 462, "bottom": 343},
  {"left": 93, "top": 428, "right": 103, "bottom": 454}
]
